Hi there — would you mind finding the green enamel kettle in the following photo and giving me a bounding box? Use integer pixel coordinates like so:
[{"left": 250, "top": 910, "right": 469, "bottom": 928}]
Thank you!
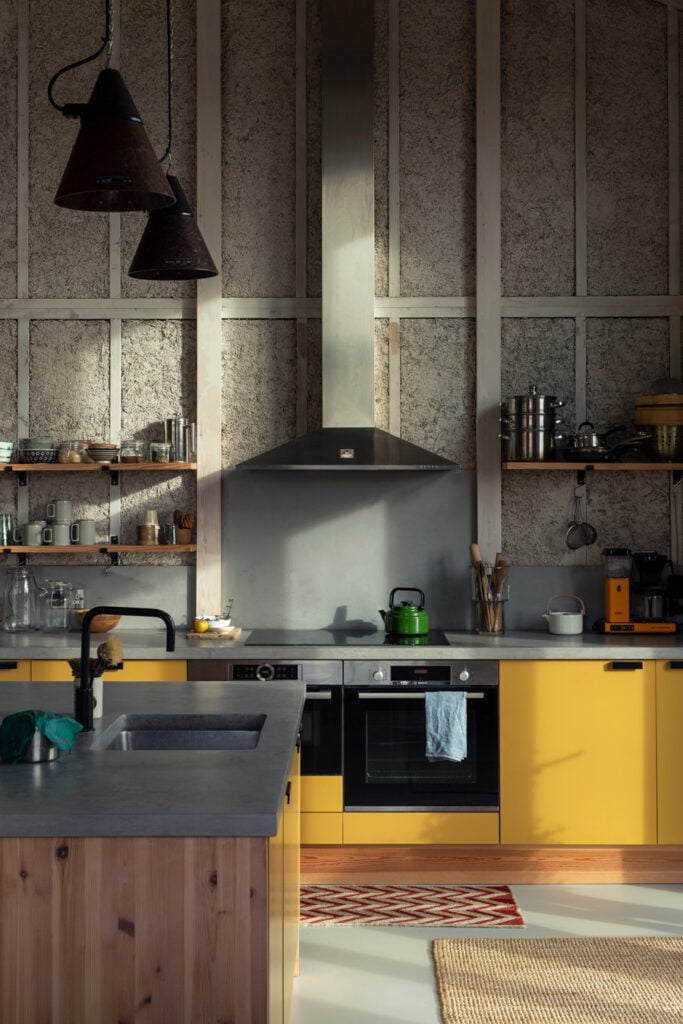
[{"left": 379, "top": 588, "right": 429, "bottom": 636}]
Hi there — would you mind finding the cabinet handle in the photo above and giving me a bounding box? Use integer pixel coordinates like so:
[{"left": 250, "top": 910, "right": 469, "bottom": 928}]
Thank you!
[
  {"left": 285, "top": 781, "right": 292, "bottom": 805},
  {"left": 305, "top": 690, "right": 333, "bottom": 700},
  {"left": 357, "top": 691, "right": 485, "bottom": 700},
  {"left": 609, "top": 661, "right": 643, "bottom": 671},
  {"left": 669, "top": 661, "right": 683, "bottom": 671},
  {"left": 0, "top": 661, "right": 18, "bottom": 671}
]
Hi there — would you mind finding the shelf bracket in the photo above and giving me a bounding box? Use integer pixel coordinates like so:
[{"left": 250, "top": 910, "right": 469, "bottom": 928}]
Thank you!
[
  {"left": 576, "top": 469, "right": 587, "bottom": 486},
  {"left": 105, "top": 465, "right": 119, "bottom": 486},
  {"left": 10, "top": 468, "right": 28, "bottom": 486},
  {"left": 100, "top": 546, "right": 121, "bottom": 567},
  {"left": 673, "top": 470, "right": 683, "bottom": 487}
]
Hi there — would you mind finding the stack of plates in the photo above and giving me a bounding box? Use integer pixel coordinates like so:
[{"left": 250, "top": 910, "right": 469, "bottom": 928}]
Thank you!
[
  {"left": 0, "top": 442, "right": 14, "bottom": 464},
  {"left": 88, "top": 443, "right": 119, "bottom": 464}
]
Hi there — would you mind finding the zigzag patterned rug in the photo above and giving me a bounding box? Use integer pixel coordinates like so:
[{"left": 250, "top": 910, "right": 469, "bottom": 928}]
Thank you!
[{"left": 300, "top": 883, "right": 524, "bottom": 927}]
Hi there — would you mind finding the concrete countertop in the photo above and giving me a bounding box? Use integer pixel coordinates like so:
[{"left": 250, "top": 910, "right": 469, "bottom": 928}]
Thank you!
[
  {"left": 2, "top": 627, "right": 683, "bottom": 660},
  {"left": 0, "top": 679, "right": 305, "bottom": 839}
]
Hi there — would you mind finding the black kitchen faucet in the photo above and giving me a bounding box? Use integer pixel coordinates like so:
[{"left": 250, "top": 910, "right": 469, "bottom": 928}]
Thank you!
[{"left": 75, "top": 606, "right": 176, "bottom": 731}]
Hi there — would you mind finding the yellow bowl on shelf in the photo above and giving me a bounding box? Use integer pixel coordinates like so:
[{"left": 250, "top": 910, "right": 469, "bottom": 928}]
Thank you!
[{"left": 75, "top": 610, "right": 122, "bottom": 633}]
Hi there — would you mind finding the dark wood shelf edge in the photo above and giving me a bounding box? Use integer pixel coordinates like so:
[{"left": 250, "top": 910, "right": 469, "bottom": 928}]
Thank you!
[{"left": 2, "top": 545, "right": 196, "bottom": 555}]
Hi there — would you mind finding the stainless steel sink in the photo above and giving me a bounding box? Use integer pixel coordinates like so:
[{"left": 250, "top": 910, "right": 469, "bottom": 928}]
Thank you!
[{"left": 90, "top": 713, "right": 265, "bottom": 751}]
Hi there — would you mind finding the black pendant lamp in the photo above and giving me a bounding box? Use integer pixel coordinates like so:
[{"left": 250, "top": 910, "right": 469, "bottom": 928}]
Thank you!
[
  {"left": 49, "top": 1, "right": 175, "bottom": 211},
  {"left": 128, "top": 0, "right": 218, "bottom": 280},
  {"left": 129, "top": 174, "right": 218, "bottom": 279}
]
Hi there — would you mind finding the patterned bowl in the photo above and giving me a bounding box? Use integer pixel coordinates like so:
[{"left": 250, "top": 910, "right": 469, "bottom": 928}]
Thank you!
[{"left": 20, "top": 449, "right": 58, "bottom": 464}]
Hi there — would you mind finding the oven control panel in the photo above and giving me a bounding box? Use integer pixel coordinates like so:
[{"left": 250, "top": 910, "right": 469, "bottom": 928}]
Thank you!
[
  {"left": 227, "top": 661, "right": 343, "bottom": 685},
  {"left": 343, "top": 660, "right": 498, "bottom": 687}
]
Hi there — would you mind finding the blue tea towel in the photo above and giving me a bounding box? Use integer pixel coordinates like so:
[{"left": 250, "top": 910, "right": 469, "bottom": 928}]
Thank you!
[{"left": 425, "top": 691, "right": 467, "bottom": 762}]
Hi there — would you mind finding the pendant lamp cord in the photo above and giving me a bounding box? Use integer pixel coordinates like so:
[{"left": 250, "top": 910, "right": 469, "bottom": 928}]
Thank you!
[
  {"left": 47, "top": 0, "right": 113, "bottom": 116},
  {"left": 159, "top": 0, "right": 174, "bottom": 167}
]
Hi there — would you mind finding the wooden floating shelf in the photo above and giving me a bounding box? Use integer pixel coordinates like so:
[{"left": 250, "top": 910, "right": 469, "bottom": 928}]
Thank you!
[
  {"left": 2, "top": 545, "right": 196, "bottom": 555},
  {"left": 1, "top": 462, "right": 196, "bottom": 473},
  {"left": 503, "top": 461, "right": 683, "bottom": 471}
]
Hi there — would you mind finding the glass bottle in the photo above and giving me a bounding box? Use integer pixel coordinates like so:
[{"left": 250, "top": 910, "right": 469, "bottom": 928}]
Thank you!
[{"left": 2, "top": 565, "right": 39, "bottom": 631}]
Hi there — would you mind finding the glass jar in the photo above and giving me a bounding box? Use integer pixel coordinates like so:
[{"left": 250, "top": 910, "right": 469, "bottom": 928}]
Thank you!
[
  {"left": 2, "top": 565, "right": 40, "bottom": 631},
  {"left": 57, "top": 440, "right": 88, "bottom": 464},
  {"left": 39, "top": 579, "right": 73, "bottom": 632},
  {"left": 120, "top": 439, "right": 145, "bottom": 463},
  {"left": 149, "top": 441, "right": 171, "bottom": 463}
]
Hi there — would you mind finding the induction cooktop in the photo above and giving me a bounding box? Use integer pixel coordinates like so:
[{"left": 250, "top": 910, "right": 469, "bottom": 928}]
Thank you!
[{"left": 245, "top": 628, "right": 450, "bottom": 647}]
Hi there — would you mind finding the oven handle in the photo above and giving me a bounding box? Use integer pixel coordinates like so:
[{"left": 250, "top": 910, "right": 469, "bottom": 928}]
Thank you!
[
  {"left": 356, "top": 691, "right": 485, "bottom": 700},
  {"left": 305, "top": 690, "right": 334, "bottom": 700}
]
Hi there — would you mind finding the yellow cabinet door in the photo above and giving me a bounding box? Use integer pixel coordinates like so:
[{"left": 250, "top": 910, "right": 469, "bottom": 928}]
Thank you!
[
  {"left": 500, "top": 660, "right": 656, "bottom": 845},
  {"left": 342, "top": 811, "right": 499, "bottom": 845},
  {"left": 0, "top": 659, "right": 31, "bottom": 681},
  {"left": 31, "top": 659, "right": 187, "bottom": 682},
  {"left": 656, "top": 659, "right": 683, "bottom": 843}
]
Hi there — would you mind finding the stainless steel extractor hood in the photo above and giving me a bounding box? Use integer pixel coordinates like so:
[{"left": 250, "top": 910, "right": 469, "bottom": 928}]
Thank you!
[{"left": 237, "top": 0, "right": 455, "bottom": 472}]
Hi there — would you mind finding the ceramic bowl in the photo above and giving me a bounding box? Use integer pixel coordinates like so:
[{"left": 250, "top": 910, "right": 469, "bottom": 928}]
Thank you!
[
  {"left": 20, "top": 449, "right": 57, "bottom": 463},
  {"left": 18, "top": 437, "right": 55, "bottom": 450},
  {"left": 75, "top": 610, "right": 122, "bottom": 633}
]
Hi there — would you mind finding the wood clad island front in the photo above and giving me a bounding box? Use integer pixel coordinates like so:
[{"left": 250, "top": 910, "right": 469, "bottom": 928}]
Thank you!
[{"left": 0, "top": 680, "right": 304, "bottom": 1024}]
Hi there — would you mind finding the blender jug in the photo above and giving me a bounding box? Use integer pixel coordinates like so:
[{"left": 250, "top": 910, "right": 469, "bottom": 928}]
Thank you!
[{"left": 602, "top": 547, "right": 632, "bottom": 623}]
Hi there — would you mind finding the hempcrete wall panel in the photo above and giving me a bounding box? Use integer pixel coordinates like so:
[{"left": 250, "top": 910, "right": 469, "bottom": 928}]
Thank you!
[
  {"left": 586, "top": 318, "right": 669, "bottom": 428},
  {"left": 586, "top": 0, "right": 668, "bottom": 296},
  {"left": 28, "top": 1, "right": 108, "bottom": 298},
  {"left": 500, "top": 0, "right": 575, "bottom": 297},
  {"left": 502, "top": 470, "right": 669, "bottom": 567},
  {"left": 0, "top": 322, "right": 18, "bottom": 438},
  {"left": 0, "top": 1, "right": 17, "bottom": 299},
  {"left": 398, "top": 0, "right": 475, "bottom": 298},
  {"left": 120, "top": 0, "right": 196, "bottom": 298},
  {"left": 501, "top": 319, "right": 576, "bottom": 427},
  {"left": 221, "top": 320, "right": 297, "bottom": 466},
  {"left": 222, "top": 1, "right": 296, "bottom": 298},
  {"left": 400, "top": 319, "right": 475, "bottom": 466},
  {"left": 29, "top": 321, "right": 110, "bottom": 439}
]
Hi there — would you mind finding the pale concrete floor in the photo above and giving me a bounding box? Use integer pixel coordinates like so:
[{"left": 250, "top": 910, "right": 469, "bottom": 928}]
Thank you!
[{"left": 289, "top": 884, "right": 683, "bottom": 1024}]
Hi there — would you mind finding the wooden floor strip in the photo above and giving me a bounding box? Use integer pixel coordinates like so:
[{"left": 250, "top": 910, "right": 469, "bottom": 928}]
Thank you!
[{"left": 301, "top": 845, "right": 683, "bottom": 884}]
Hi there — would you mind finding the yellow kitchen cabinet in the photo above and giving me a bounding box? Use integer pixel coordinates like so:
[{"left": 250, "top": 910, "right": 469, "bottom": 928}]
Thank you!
[
  {"left": 301, "top": 775, "right": 343, "bottom": 845},
  {"left": 500, "top": 660, "right": 656, "bottom": 845},
  {"left": 656, "top": 659, "right": 683, "bottom": 843},
  {"left": 342, "top": 811, "right": 499, "bottom": 845},
  {"left": 0, "top": 659, "right": 31, "bottom": 681},
  {"left": 30, "top": 659, "right": 187, "bottom": 682}
]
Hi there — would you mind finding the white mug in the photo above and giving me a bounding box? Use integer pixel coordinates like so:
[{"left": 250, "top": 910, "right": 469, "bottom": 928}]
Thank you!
[
  {"left": 70, "top": 519, "right": 97, "bottom": 545},
  {"left": 24, "top": 522, "right": 44, "bottom": 546},
  {"left": 42, "top": 521, "right": 71, "bottom": 546},
  {"left": 46, "top": 499, "right": 72, "bottom": 522}
]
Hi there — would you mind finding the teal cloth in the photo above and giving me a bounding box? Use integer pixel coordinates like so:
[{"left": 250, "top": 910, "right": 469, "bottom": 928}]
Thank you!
[{"left": 0, "top": 710, "right": 83, "bottom": 763}]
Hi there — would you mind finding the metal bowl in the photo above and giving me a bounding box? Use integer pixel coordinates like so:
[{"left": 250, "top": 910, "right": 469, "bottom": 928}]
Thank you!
[{"left": 20, "top": 731, "right": 60, "bottom": 763}]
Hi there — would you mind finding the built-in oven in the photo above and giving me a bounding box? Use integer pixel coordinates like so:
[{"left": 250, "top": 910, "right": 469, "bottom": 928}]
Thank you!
[
  {"left": 226, "top": 660, "right": 343, "bottom": 776},
  {"left": 343, "top": 660, "right": 498, "bottom": 811}
]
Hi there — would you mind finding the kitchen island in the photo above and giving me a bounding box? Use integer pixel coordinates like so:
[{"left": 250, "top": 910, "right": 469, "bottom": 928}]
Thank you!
[{"left": 0, "top": 680, "right": 304, "bottom": 1024}]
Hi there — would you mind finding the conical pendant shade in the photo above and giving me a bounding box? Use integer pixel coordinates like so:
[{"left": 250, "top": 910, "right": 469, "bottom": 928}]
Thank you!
[
  {"left": 54, "top": 69, "right": 175, "bottom": 211},
  {"left": 128, "top": 174, "right": 219, "bottom": 280}
]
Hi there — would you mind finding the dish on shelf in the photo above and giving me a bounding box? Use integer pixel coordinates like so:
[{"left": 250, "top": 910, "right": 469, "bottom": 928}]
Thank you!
[
  {"left": 19, "top": 449, "right": 58, "bottom": 463},
  {"left": 17, "top": 436, "right": 55, "bottom": 450},
  {"left": 88, "top": 445, "right": 120, "bottom": 463}
]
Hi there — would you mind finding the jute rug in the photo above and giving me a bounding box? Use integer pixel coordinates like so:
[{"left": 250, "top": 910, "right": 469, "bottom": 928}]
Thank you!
[
  {"left": 432, "top": 936, "right": 683, "bottom": 1023},
  {"left": 300, "top": 883, "right": 524, "bottom": 927}
]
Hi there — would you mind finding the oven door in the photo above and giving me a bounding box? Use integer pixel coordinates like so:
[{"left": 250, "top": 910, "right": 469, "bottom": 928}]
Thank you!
[
  {"left": 343, "top": 686, "right": 499, "bottom": 810},
  {"left": 301, "top": 685, "right": 342, "bottom": 775}
]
